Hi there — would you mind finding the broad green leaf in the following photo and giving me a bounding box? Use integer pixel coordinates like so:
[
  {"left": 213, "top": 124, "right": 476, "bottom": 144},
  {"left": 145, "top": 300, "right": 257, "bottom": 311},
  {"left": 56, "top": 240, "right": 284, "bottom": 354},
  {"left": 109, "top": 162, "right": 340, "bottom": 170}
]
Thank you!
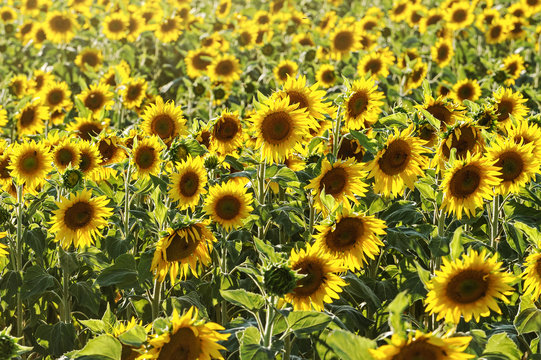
[
  {"left": 319, "top": 330, "right": 376, "bottom": 360},
  {"left": 514, "top": 296, "right": 541, "bottom": 335},
  {"left": 118, "top": 325, "right": 147, "bottom": 347},
  {"left": 239, "top": 326, "right": 273, "bottom": 360},
  {"left": 220, "top": 289, "right": 265, "bottom": 311},
  {"left": 450, "top": 226, "right": 465, "bottom": 260},
  {"left": 50, "top": 322, "right": 76, "bottom": 357},
  {"left": 419, "top": 108, "right": 440, "bottom": 130},
  {"left": 287, "top": 311, "right": 332, "bottom": 337},
  {"left": 388, "top": 291, "right": 410, "bottom": 336},
  {"left": 379, "top": 112, "right": 409, "bottom": 126},
  {"left": 482, "top": 333, "right": 522, "bottom": 360},
  {"left": 74, "top": 334, "right": 122, "bottom": 360},
  {"left": 79, "top": 319, "right": 107, "bottom": 333},
  {"left": 21, "top": 265, "right": 56, "bottom": 301},
  {"left": 96, "top": 254, "right": 138, "bottom": 289}
]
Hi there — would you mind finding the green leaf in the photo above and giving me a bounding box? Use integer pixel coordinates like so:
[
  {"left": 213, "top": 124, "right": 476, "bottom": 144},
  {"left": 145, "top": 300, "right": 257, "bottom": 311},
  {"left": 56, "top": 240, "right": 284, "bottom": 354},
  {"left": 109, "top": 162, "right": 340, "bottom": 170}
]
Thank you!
[
  {"left": 50, "top": 322, "right": 76, "bottom": 357},
  {"left": 379, "top": 112, "right": 409, "bottom": 126},
  {"left": 74, "top": 334, "right": 122, "bottom": 360},
  {"left": 287, "top": 311, "right": 332, "bottom": 337},
  {"left": 388, "top": 291, "right": 410, "bottom": 336},
  {"left": 419, "top": 108, "right": 440, "bottom": 130},
  {"left": 118, "top": 325, "right": 147, "bottom": 347},
  {"left": 482, "top": 333, "right": 522, "bottom": 360},
  {"left": 450, "top": 226, "right": 465, "bottom": 260},
  {"left": 350, "top": 130, "right": 378, "bottom": 154},
  {"left": 79, "top": 319, "right": 107, "bottom": 333},
  {"left": 253, "top": 237, "right": 279, "bottom": 263},
  {"left": 21, "top": 265, "right": 55, "bottom": 301},
  {"left": 96, "top": 254, "right": 138, "bottom": 289},
  {"left": 220, "top": 289, "right": 265, "bottom": 311},
  {"left": 514, "top": 296, "right": 541, "bottom": 334},
  {"left": 318, "top": 330, "right": 376, "bottom": 360},
  {"left": 239, "top": 326, "right": 273, "bottom": 360}
]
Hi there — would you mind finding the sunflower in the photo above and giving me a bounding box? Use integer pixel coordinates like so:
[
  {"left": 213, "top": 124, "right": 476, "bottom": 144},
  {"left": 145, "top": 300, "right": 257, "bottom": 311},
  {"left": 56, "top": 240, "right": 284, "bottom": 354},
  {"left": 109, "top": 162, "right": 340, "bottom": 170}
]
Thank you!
[
  {"left": 316, "top": 64, "right": 337, "bottom": 88},
  {"left": 451, "top": 79, "right": 482, "bottom": 103},
  {"left": 17, "top": 21, "right": 35, "bottom": 44},
  {"left": 77, "top": 140, "right": 103, "bottom": 180},
  {"left": 101, "top": 61, "right": 131, "bottom": 89},
  {"left": 492, "top": 87, "right": 529, "bottom": 126},
  {"left": 390, "top": 1, "right": 410, "bottom": 23},
  {"left": 66, "top": 115, "right": 108, "bottom": 141},
  {"left": 358, "top": 50, "right": 395, "bottom": 79},
  {"left": 29, "top": 69, "right": 54, "bottom": 94},
  {"left": 476, "top": 8, "right": 500, "bottom": 29},
  {"left": 250, "top": 96, "right": 312, "bottom": 163},
  {"left": 416, "top": 93, "right": 465, "bottom": 130},
  {"left": 284, "top": 243, "right": 346, "bottom": 312},
  {"left": 132, "top": 136, "right": 164, "bottom": 179},
  {"left": 370, "top": 331, "right": 474, "bottom": 360},
  {"left": 126, "top": 12, "right": 145, "bottom": 42},
  {"left": 328, "top": 25, "right": 360, "bottom": 60},
  {"left": 314, "top": 209, "right": 386, "bottom": 271},
  {"left": 52, "top": 138, "right": 81, "bottom": 172},
  {"left": 49, "top": 189, "right": 113, "bottom": 249},
  {"left": 121, "top": 78, "right": 148, "bottom": 109},
  {"left": 524, "top": 0, "right": 541, "bottom": 13},
  {"left": 431, "top": 38, "right": 454, "bottom": 68},
  {"left": 273, "top": 60, "right": 298, "bottom": 85},
  {"left": 142, "top": 307, "right": 229, "bottom": 360},
  {"left": 293, "top": 33, "right": 315, "bottom": 48},
  {"left": 16, "top": 101, "right": 49, "bottom": 136},
  {"left": 336, "top": 135, "right": 365, "bottom": 162},
  {"left": 366, "top": 126, "right": 428, "bottom": 198},
  {"left": 343, "top": 77, "right": 384, "bottom": 130},
  {"left": 440, "top": 153, "right": 501, "bottom": 219},
  {"left": 155, "top": 15, "right": 183, "bottom": 43},
  {"left": 168, "top": 156, "right": 207, "bottom": 210},
  {"left": 485, "top": 138, "right": 540, "bottom": 195},
  {"left": 406, "top": 4, "right": 426, "bottom": 28},
  {"left": 10, "top": 75, "right": 28, "bottom": 99},
  {"left": 77, "top": 83, "right": 115, "bottom": 116},
  {"left": 210, "top": 110, "right": 243, "bottom": 155},
  {"left": 236, "top": 25, "right": 257, "bottom": 50},
  {"left": 207, "top": 54, "right": 241, "bottom": 83},
  {"left": 216, "top": 0, "right": 231, "bottom": 18},
  {"left": 502, "top": 53, "right": 524, "bottom": 86},
  {"left": 420, "top": 8, "right": 444, "bottom": 33},
  {"left": 40, "top": 81, "right": 72, "bottom": 113},
  {"left": 485, "top": 17, "right": 510, "bottom": 44},
  {"left": 306, "top": 158, "right": 368, "bottom": 214},
  {"left": 151, "top": 221, "right": 216, "bottom": 282},
  {"left": 8, "top": 140, "right": 52, "bottom": 191},
  {"left": 317, "top": 11, "right": 337, "bottom": 34},
  {"left": 405, "top": 61, "right": 429, "bottom": 93},
  {"left": 0, "top": 148, "right": 13, "bottom": 190},
  {"left": 141, "top": 97, "right": 187, "bottom": 143},
  {"left": 45, "top": 11, "right": 77, "bottom": 43},
  {"left": 203, "top": 180, "right": 254, "bottom": 231},
  {"left": 185, "top": 48, "right": 216, "bottom": 79},
  {"left": 96, "top": 134, "right": 125, "bottom": 179},
  {"left": 521, "top": 253, "right": 541, "bottom": 301},
  {"left": 507, "top": 15, "right": 527, "bottom": 40},
  {"left": 75, "top": 48, "right": 103, "bottom": 72},
  {"left": 30, "top": 24, "right": 48, "bottom": 48},
  {"left": 445, "top": 1, "right": 474, "bottom": 30},
  {"left": 103, "top": 12, "right": 128, "bottom": 40},
  {"left": 506, "top": 120, "right": 541, "bottom": 158},
  {"left": 434, "top": 121, "right": 485, "bottom": 170},
  {"left": 0, "top": 105, "right": 7, "bottom": 127},
  {"left": 425, "top": 249, "right": 515, "bottom": 323}
]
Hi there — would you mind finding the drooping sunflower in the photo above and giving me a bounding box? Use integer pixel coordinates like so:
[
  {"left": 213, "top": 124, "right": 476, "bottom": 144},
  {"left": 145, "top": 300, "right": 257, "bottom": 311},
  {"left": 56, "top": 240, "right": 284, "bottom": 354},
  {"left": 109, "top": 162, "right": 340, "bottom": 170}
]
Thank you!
[
  {"left": 366, "top": 126, "right": 428, "bottom": 198},
  {"left": 328, "top": 25, "right": 360, "bottom": 60},
  {"left": 168, "top": 156, "right": 207, "bottom": 210},
  {"left": 273, "top": 60, "right": 298, "bottom": 85},
  {"left": 451, "top": 79, "right": 482, "bottom": 103},
  {"left": 521, "top": 253, "right": 541, "bottom": 301},
  {"left": 445, "top": 1, "right": 474, "bottom": 30},
  {"left": 151, "top": 221, "right": 216, "bottom": 282},
  {"left": 0, "top": 147, "right": 13, "bottom": 190},
  {"left": 434, "top": 120, "right": 485, "bottom": 171},
  {"left": 485, "top": 138, "right": 540, "bottom": 195},
  {"left": 8, "top": 140, "right": 53, "bottom": 191},
  {"left": 485, "top": 17, "right": 510, "bottom": 44},
  {"left": 120, "top": 77, "right": 148, "bottom": 109},
  {"left": 102, "top": 12, "right": 128, "bottom": 40},
  {"left": 317, "top": 11, "right": 337, "bottom": 34},
  {"left": 524, "top": 0, "right": 541, "bottom": 13},
  {"left": 370, "top": 331, "right": 474, "bottom": 360},
  {"left": 131, "top": 136, "right": 165, "bottom": 179},
  {"left": 52, "top": 138, "right": 81, "bottom": 172},
  {"left": 141, "top": 97, "right": 187, "bottom": 143},
  {"left": 210, "top": 110, "right": 243, "bottom": 155},
  {"left": 306, "top": 158, "right": 368, "bottom": 214},
  {"left": 425, "top": 249, "right": 515, "bottom": 323},
  {"left": 75, "top": 48, "right": 103, "bottom": 72},
  {"left": 343, "top": 77, "right": 385, "bottom": 130},
  {"left": 440, "top": 153, "right": 501, "bottom": 219},
  {"left": 29, "top": 69, "right": 54, "bottom": 94},
  {"left": 49, "top": 189, "right": 113, "bottom": 249},
  {"left": 502, "top": 53, "right": 524, "bottom": 86},
  {"left": 250, "top": 96, "right": 312, "bottom": 163},
  {"left": 142, "top": 308, "right": 229, "bottom": 360},
  {"left": 184, "top": 48, "right": 216, "bottom": 79},
  {"left": 45, "top": 11, "right": 77, "bottom": 43},
  {"left": 203, "top": 180, "right": 254, "bottom": 231},
  {"left": 316, "top": 64, "right": 337, "bottom": 88},
  {"left": 16, "top": 101, "right": 49, "bottom": 136},
  {"left": 431, "top": 37, "right": 454, "bottom": 68},
  {"left": 77, "top": 83, "right": 115, "bottom": 116},
  {"left": 357, "top": 50, "right": 395, "bottom": 79},
  {"left": 216, "top": 0, "right": 232, "bottom": 18},
  {"left": 40, "top": 81, "right": 72, "bottom": 113},
  {"left": 492, "top": 87, "right": 529, "bottom": 126},
  {"left": 284, "top": 243, "right": 346, "bottom": 312},
  {"left": 207, "top": 54, "right": 242, "bottom": 83},
  {"left": 155, "top": 15, "right": 183, "bottom": 43},
  {"left": 314, "top": 209, "right": 386, "bottom": 271},
  {"left": 17, "top": 20, "right": 35, "bottom": 44}
]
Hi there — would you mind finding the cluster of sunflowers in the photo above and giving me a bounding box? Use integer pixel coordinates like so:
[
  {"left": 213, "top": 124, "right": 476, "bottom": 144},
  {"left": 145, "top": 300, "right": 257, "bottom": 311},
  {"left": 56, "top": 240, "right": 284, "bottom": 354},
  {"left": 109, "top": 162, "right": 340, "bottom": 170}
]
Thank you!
[{"left": 1, "top": 0, "right": 541, "bottom": 358}]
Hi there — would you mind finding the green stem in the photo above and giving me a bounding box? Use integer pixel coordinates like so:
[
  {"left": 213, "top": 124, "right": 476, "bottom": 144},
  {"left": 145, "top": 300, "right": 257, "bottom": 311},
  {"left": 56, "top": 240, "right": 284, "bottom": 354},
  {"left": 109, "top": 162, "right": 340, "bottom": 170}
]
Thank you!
[
  {"left": 15, "top": 184, "right": 24, "bottom": 337},
  {"left": 284, "top": 333, "right": 291, "bottom": 360},
  {"left": 124, "top": 163, "right": 132, "bottom": 242},
  {"left": 221, "top": 243, "right": 228, "bottom": 326},
  {"left": 257, "top": 161, "right": 266, "bottom": 239},
  {"left": 60, "top": 249, "right": 71, "bottom": 324},
  {"left": 331, "top": 106, "right": 342, "bottom": 159},
  {"left": 490, "top": 195, "right": 500, "bottom": 249},
  {"left": 262, "top": 297, "right": 275, "bottom": 349},
  {"left": 307, "top": 195, "right": 315, "bottom": 241},
  {"left": 151, "top": 279, "right": 162, "bottom": 321},
  {"left": 437, "top": 209, "right": 445, "bottom": 238}
]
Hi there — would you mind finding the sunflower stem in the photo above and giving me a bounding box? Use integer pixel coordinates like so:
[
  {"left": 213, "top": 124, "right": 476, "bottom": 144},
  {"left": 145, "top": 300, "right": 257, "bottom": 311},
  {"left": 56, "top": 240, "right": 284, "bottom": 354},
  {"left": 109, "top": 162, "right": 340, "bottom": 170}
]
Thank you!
[
  {"left": 262, "top": 296, "right": 276, "bottom": 349},
  {"left": 257, "top": 160, "right": 266, "bottom": 239},
  {"left": 331, "top": 106, "right": 342, "bottom": 159},
  {"left": 307, "top": 194, "right": 315, "bottom": 240},
  {"left": 59, "top": 249, "right": 71, "bottom": 324},
  {"left": 437, "top": 209, "right": 446, "bottom": 238},
  {"left": 489, "top": 195, "right": 500, "bottom": 249},
  {"left": 124, "top": 163, "right": 132, "bottom": 243},
  {"left": 13, "top": 184, "right": 25, "bottom": 338},
  {"left": 220, "top": 241, "right": 228, "bottom": 326},
  {"left": 151, "top": 279, "right": 162, "bottom": 321}
]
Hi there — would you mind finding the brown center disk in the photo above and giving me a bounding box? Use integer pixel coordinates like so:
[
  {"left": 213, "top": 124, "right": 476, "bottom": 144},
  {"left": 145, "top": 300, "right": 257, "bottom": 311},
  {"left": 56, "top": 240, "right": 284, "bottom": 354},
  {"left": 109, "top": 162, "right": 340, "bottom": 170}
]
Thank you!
[{"left": 64, "top": 201, "right": 93, "bottom": 230}]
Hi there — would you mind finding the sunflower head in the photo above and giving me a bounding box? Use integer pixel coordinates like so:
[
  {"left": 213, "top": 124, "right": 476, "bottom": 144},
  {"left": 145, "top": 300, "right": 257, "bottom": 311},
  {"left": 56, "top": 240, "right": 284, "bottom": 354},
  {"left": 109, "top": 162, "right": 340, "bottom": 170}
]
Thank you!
[
  {"left": 344, "top": 77, "right": 385, "bottom": 130},
  {"left": 168, "top": 155, "right": 207, "bottom": 210},
  {"left": 203, "top": 180, "right": 254, "bottom": 231},
  {"left": 131, "top": 136, "right": 165, "bottom": 179}
]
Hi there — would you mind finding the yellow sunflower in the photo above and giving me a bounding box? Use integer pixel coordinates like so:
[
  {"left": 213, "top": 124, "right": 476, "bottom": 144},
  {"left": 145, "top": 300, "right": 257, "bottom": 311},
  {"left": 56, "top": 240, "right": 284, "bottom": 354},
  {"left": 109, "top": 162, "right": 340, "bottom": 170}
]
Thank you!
[
  {"left": 8, "top": 140, "right": 52, "bottom": 191},
  {"left": 316, "top": 64, "right": 337, "bottom": 88},
  {"left": 52, "top": 138, "right": 81, "bottom": 172},
  {"left": 49, "top": 189, "right": 113, "bottom": 249},
  {"left": 420, "top": 8, "right": 445, "bottom": 33},
  {"left": 328, "top": 25, "right": 360, "bottom": 60},
  {"left": 445, "top": 1, "right": 474, "bottom": 30},
  {"left": 314, "top": 209, "right": 386, "bottom": 271},
  {"left": 210, "top": 110, "right": 243, "bottom": 155},
  {"left": 416, "top": 93, "right": 465, "bottom": 130},
  {"left": 77, "top": 140, "right": 103, "bottom": 181},
  {"left": 207, "top": 54, "right": 242, "bottom": 83},
  {"left": 120, "top": 77, "right": 148, "bottom": 109},
  {"left": 29, "top": 69, "right": 54, "bottom": 94},
  {"left": 0, "top": 105, "right": 7, "bottom": 127},
  {"left": 485, "top": 17, "right": 510, "bottom": 44},
  {"left": 30, "top": 24, "right": 48, "bottom": 49},
  {"left": 434, "top": 121, "right": 485, "bottom": 171},
  {"left": 103, "top": 12, "right": 129, "bottom": 40},
  {"left": 45, "top": 11, "right": 77, "bottom": 43},
  {"left": 142, "top": 307, "right": 229, "bottom": 360},
  {"left": 16, "top": 101, "right": 49, "bottom": 136},
  {"left": 273, "top": 60, "right": 298, "bottom": 85},
  {"left": 343, "top": 77, "right": 385, "bottom": 130},
  {"left": 476, "top": 8, "right": 500, "bottom": 30},
  {"left": 75, "top": 48, "right": 103, "bottom": 72},
  {"left": 141, "top": 96, "right": 187, "bottom": 143},
  {"left": 151, "top": 221, "right": 216, "bottom": 282},
  {"left": 425, "top": 249, "right": 515, "bottom": 323},
  {"left": 505, "top": 120, "right": 541, "bottom": 158},
  {"left": 126, "top": 12, "right": 145, "bottom": 42},
  {"left": 0, "top": 232, "right": 8, "bottom": 258},
  {"left": 390, "top": 1, "right": 410, "bottom": 23},
  {"left": 306, "top": 157, "right": 368, "bottom": 214},
  {"left": 431, "top": 37, "right": 454, "bottom": 68},
  {"left": 250, "top": 96, "right": 312, "bottom": 164},
  {"left": 440, "top": 153, "right": 501, "bottom": 219},
  {"left": 370, "top": 331, "right": 474, "bottom": 360},
  {"left": 284, "top": 243, "right": 346, "bottom": 312},
  {"left": 96, "top": 133, "right": 125, "bottom": 170},
  {"left": 366, "top": 126, "right": 428, "bottom": 198},
  {"left": 492, "top": 87, "right": 529, "bottom": 126},
  {"left": 10, "top": 75, "right": 29, "bottom": 99},
  {"left": 40, "top": 81, "right": 72, "bottom": 113},
  {"left": 521, "top": 253, "right": 541, "bottom": 301},
  {"left": 203, "top": 180, "right": 254, "bottom": 231},
  {"left": 451, "top": 79, "right": 482, "bottom": 103},
  {"left": 405, "top": 61, "right": 429, "bottom": 93},
  {"left": 357, "top": 50, "right": 395, "bottom": 79},
  {"left": 154, "top": 15, "right": 183, "bottom": 43},
  {"left": 168, "top": 156, "right": 207, "bottom": 210},
  {"left": 485, "top": 138, "right": 540, "bottom": 195},
  {"left": 131, "top": 136, "right": 165, "bottom": 179},
  {"left": 184, "top": 48, "right": 216, "bottom": 79},
  {"left": 66, "top": 115, "right": 108, "bottom": 141},
  {"left": 502, "top": 53, "right": 524, "bottom": 86},
  {"left": 77, "top": 83, "right": 115, "bottom": 116}
]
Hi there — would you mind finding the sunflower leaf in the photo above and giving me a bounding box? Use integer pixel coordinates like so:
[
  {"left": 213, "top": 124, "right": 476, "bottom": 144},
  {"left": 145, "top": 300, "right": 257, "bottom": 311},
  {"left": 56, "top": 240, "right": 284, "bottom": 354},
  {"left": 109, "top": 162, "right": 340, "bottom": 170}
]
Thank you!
[{"left": 220, "top": 289, "right": 265, "bottom": 311}]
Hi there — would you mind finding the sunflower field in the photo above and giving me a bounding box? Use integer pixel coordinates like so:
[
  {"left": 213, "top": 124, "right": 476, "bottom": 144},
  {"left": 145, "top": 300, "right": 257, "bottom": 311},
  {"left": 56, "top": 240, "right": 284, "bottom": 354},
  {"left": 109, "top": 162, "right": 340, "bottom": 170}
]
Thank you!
[{"left": 1, "top": 0, "right": 541, "bottom": 359}]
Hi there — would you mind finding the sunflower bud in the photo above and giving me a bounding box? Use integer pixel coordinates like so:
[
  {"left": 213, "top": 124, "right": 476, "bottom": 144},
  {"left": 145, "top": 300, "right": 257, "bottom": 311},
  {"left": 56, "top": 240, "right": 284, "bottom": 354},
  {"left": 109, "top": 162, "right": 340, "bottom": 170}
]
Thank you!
[
  {"left": 63, "top": 169, "right": 83, "bottom": 189},
  {"left": 168, "top": 142, "right": 189, "bottom": 163},
  {"left": 204, "top": 154, "right": 219, "bottom": 170},
  {"left": 261, "top": 44, "right": 274, "bottom": 56},
  {"left": 194, "top": 83, "right": 206, "bottom": 96},
  {"left": 264, "top": 265, "right": 297, "bottom": 297},
  {"left": 0, "top": 333, "right": 18, "bottom": 360}
]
